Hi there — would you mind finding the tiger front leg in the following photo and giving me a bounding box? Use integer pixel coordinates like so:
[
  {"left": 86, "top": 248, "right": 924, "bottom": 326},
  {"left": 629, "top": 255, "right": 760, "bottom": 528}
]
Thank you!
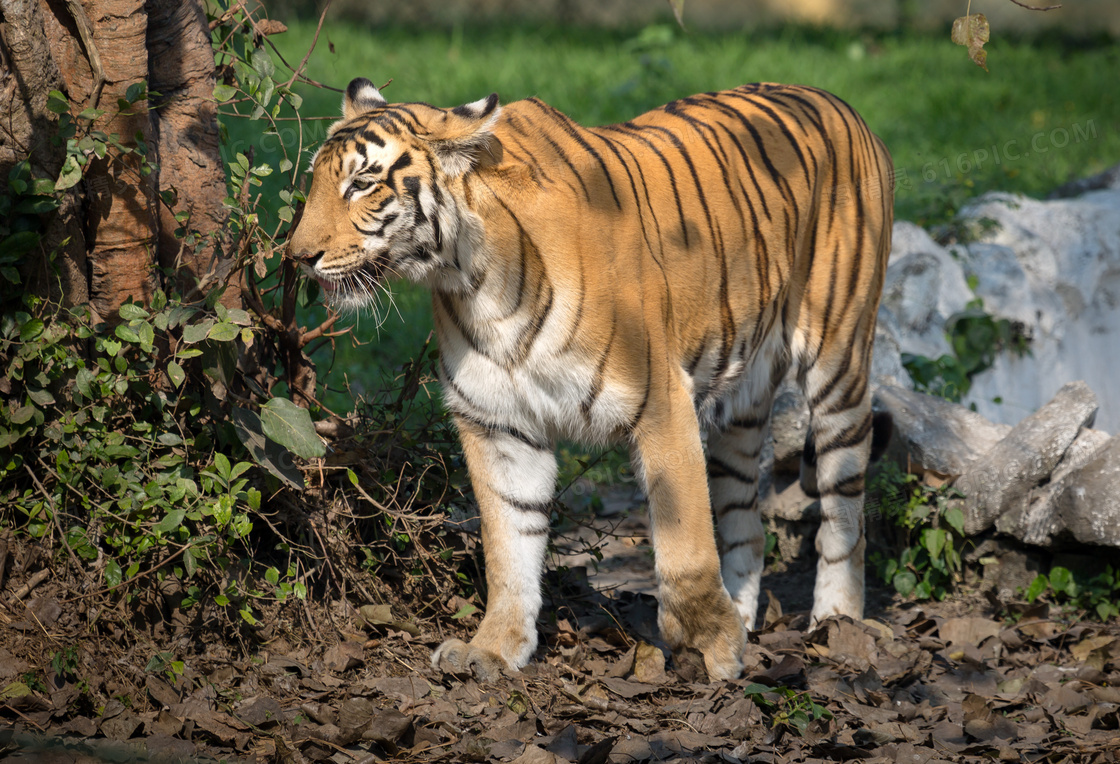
[
  {"left": 632, "top": 390, "right": 746, "bottom": 681},
  {"left": 431, "top": 417, "right": 556, "bottom": 682}
]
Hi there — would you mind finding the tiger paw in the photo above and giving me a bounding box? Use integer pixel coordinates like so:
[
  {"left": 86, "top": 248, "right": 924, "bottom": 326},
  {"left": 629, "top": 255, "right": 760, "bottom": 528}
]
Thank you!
[
  {"left": 431, "top": 638, "right": 507, "bottom": 682},
  {"left": 658, "top": 586, "right": 746, "bottom": 681}
]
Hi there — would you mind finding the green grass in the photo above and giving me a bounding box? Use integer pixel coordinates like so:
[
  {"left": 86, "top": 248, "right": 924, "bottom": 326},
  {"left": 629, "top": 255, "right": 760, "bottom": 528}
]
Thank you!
[{"left": 221, "top": 21, "right": 1120, "bottom": 402}]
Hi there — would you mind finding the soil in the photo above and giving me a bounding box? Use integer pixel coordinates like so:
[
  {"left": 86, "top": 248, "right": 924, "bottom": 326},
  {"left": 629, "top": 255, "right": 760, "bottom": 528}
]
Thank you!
[{"left": 2, "top": 493, "right": 1119, "bottom": 764}]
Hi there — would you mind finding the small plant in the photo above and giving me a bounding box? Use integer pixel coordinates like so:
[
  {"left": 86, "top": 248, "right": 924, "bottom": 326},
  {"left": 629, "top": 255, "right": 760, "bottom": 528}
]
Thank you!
[
  {"left": 902, "top": 296, "right": 1029, "bottom": 403},
  {"left": 868, "top": 462, "right": 967, "bottom": 601},
  {"left": 1026, "top": 565, "right": 1120, "bottom": 622},
  {"left": 743, "top": 682, "right": 832, "bottom": 736},
  {"left": 145, "top": 651, "right": 186, "bottom": 683}
]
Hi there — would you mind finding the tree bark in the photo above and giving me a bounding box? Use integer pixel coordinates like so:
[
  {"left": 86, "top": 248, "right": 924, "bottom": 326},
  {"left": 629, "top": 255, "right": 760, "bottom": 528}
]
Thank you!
[
  {"left": 0, "top": 0, "right": 89, "bottom": 306},
  {"left": 43, "top": 0, "right": 159, "bottom": 322},
  {"left": 147, "top": 0, "right": 240, "bottom": 309},
  {"left": 2, "top": 0, "right": 232, "bottom": 318}
]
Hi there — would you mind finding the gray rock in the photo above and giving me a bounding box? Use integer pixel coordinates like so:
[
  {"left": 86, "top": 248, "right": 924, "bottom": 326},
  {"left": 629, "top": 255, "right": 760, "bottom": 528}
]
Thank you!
[
  {"left": 871, "top": 305, "right": 913, "bottom": 389},
  {"left": 1048, "top": 161, "right": 1120, "bottom": 199},
  {"left": 996, "top": 427, "right": 1112, "bottom": 546},
  {"left": 957, "top": 189, "right": 1120, "bottom": 433},
  {"left": 959, "top": 242, "right": 1040, "bottom": 331},
  {"left": 882, "top": 222, "right": 975, "bottom": 360},
  {"left": 1055, "top": 435, "right": 1120, "bottom": 547},
  {"left": 770, "top": 388, "right": 809, "bottom": 475},
  {"left": 872, "top": 385, "right": 1010, "bottom": 478},
  {"left": 956, "top": 381, "right": 1099, "bottom": 535}
]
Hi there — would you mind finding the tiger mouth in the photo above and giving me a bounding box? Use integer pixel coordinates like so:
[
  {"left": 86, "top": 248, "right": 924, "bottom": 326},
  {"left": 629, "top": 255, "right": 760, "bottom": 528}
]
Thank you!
[{"left": 315, "top": 261, "right": 387, "bottom": 303}]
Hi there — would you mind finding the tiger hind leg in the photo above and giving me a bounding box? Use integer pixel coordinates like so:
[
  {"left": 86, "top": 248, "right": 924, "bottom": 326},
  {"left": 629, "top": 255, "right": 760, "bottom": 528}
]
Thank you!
[{"left": 799, "top": 359, "right": 874, "bottom": 625}]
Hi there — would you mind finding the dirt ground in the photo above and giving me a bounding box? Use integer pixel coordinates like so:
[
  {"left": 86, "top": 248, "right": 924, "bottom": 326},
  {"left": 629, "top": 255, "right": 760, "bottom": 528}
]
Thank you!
[{"left": 2, "top": 493, "right": 1119, "bottom": 764}]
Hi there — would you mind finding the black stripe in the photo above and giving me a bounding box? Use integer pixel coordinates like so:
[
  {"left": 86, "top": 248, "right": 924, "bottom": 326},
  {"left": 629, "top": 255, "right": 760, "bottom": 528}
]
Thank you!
[
  {"left": 384, "top": 152, "right": 413, "bottom": 188},
  {"left": 707, "top": 457, "right": 756, "bottom": 485},
  {"left": 498, "top": 492, "right": 551, "bottom": 515},
  {"left": 715, "top": 501, "right": 758, "bottom": 519},
  {"left": 451, "top": 405, "right": 551, "bottom": 453},
  {"left": 600, "top": 124, "right": 690, "bottom": 248},
  {"left": 628, "top": 337, "right": 653, "bottom": 432},
  {"left": 821, "top": 473, "right": 865, "bottom": 498},
  {"left": 582, "top": 322, "right": 618, "bottom": 421},
  {"left": 526, "top": 98, "right": 622, "bottom": 210},
  {"left": 815, "top": 415, "right": 872, "bottom": 456}
]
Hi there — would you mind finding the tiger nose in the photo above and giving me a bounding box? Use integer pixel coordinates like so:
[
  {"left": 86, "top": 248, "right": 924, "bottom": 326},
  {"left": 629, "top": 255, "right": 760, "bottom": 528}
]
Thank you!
[{"left": 288, "top": 247, "right": 323, "bottom": 266}]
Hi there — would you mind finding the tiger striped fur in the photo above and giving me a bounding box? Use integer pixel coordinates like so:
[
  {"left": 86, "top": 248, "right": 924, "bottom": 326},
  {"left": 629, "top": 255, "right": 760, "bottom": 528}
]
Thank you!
[{"left": 288, "top": 77, "right": 894, "bottom": 682}]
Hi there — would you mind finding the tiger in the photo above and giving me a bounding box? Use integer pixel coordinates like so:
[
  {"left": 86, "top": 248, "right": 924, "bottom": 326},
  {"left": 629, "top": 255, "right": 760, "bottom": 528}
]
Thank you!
[{"left": 288, "top": 76, "right": 894, "bottom": 682}]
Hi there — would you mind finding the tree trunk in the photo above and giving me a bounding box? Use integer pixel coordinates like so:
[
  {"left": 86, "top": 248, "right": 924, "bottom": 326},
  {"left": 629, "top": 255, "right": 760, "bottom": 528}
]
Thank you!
[
  {"left": 0, "top": 0, "right": 236, "bottom": 319},
  {"left": 147, "top": 0, "right": 241, "bottom": 309},
  {"left": 0, "top": 0, "right": 88, "bottom": 306}
]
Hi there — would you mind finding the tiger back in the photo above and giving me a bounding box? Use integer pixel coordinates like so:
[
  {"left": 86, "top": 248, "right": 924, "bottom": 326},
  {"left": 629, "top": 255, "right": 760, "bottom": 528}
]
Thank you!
[{"left": 288, "top": 78, "right": 894, "bottom": 682}]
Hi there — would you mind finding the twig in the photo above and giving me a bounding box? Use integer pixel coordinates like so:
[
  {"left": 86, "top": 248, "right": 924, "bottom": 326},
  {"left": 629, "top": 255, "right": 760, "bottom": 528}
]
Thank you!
[
  {"left": 26, "top": 463, "right": 84, "bottom": 572},
  {"left": 282, "top": 0, "right": 338, "bottom": 92},
  {"left": 1006, "top": 0, "right": 1061, "bottom": 9},
  {"left": 0, "top": 537, "right": 8, "bottom": 592},
  {"left": 64, "top": 0, "right": 106, "bottom": 108},
  {"left": 59, "top": 542, "right": 191, "bottom": 604},
  {"left": 10, "top": 568, "right": 50, "bottom": 601},
  {"left": 1, "top": 704, "right": 47, "bottom": 731}
]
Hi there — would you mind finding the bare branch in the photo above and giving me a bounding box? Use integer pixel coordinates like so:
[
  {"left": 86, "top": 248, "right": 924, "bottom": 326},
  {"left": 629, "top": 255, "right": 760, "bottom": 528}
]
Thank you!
[{"left": 1006, "top": 0, "right": 1061, "bottom": 10}]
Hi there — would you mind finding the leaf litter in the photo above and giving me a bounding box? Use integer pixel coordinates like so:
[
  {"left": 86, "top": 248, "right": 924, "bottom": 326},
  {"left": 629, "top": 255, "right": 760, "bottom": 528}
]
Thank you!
[{"left": 2, "top": 521, "right": 1119, "bottom": 762}]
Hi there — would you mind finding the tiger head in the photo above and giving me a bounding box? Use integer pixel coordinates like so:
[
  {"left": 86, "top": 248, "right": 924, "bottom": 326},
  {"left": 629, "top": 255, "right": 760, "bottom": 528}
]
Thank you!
[{"left": 288, "top": 78, "right": 503, "bottom": 309}]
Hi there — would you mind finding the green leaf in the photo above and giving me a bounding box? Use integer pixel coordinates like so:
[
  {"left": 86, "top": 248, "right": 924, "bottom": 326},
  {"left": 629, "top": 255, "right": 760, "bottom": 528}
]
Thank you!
[
  {"left": 166, "top": 360, "right": 185, "bottom": 388},
  {"left": 230, "top": 406, "right": 305, "bottom": 490},
  {"left": 105, "top": 559, "right": 122, "bottom": 588},
  {"left": 742, "top": 683, "right": 771, "bottom": 698},
  {"left": 125, "top": 81, "right": 147, "bottom": 104},
  {"left": 215, "top": 594, "right": 229, "bottom": 607},
  {"left": 47, "top": 90, "right": 70, "bottom": 114},
  {"left": 1025, "top": 573, "right": 1048, "bottom": 602},
  {"left": 19, "top": 318, "right": 45, "bottom": 341},
  {"left": 451, "top": 603, "right": 478, "bottom": 619},
  {"left": 138, "top": 321, "right": 155, "bottom": 351},
  {"left": 265, "top": 567, "right": 280, "bottom": 585},
  {"left": 181, "top": 320, "right": 214, "bottom": 344},
  {"left": 154, "top": 509, "right": 185, "bottom": 533},
  {"left": 208, "top": 321, "right": 240, "bottom": 342},
  {"left": 1049, "top": 566, "right": 1073, "bottom": 594},
  {"left": 893, "top": 570, "right": 917, "bottom": 596},
  {"left": 239, "top": 607, "right": 257, "bottom": 625},
  {"left": 11, "top": 405, "right": 39, "bottom": 424},
  {"left": 213, "top": 83, "right": 238, "bottom": 102},
  {"left": 1, "top": 231, "right": 42, "bottom": 258},
  {"left": 922, "top": 528, "right": 946, "bottom": 560},
  {"left": 15, "top": 196, "right": 60, "bottom": 214},
  {"left": 119, "top": 303, "right": 149, "bottom": 321},
  {"left": 943, "top": 506, "right": 965, "bottom": 536},
  {"left": 115, "top": 324, "right": 140, "bottom": 344},
  {"left": 251, "top": 48, "right": 275, "bottom": 79},
  {"left": 27, "top": 388, "right": 55, "bottom": 407},
  {"left": 261, "top": 397, "right": 325, "bottom": 459},
  {"left": 214, "top": 451, "right": 232, "bottom": 482},
  {"left": 55, "top": 155, "right": 83, "bottom": 191}
]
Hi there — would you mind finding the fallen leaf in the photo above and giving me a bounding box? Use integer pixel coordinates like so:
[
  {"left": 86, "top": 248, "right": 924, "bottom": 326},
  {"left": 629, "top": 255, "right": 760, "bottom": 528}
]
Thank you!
[
  {"left": 633, "top": 642, "right": 666, "bottom": 683},
  {"left": 951, "top": 13, "right": 990, "bottom": 71}
]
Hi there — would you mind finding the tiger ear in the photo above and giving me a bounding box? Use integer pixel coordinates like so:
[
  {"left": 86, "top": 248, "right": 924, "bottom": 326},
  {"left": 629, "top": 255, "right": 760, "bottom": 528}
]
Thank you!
[
  {"left": 342, "top": 77, "right": 386, "bottom": 120},
  {"left": 429, "top": 94, "right": 504, "bottom": 177}
]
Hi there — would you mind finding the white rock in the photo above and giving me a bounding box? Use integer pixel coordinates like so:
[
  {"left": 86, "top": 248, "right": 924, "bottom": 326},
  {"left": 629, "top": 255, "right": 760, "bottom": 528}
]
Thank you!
[
  {"left": 957, "top": 189, "right": 1120, "bottom": 433},
  {"left": 882, "top": 222, "right": 975, "bottom": 360}
]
